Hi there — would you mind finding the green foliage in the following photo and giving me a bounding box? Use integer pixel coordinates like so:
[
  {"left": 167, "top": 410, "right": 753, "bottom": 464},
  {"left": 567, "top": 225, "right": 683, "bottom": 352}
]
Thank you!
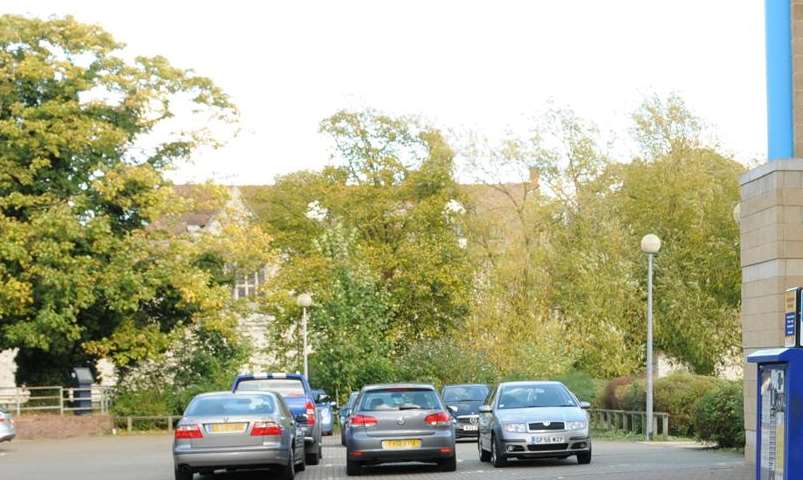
[
  {"left": 693, "top": 381, "right": 745, "bottom": 448},
  {"left": 617, "top": 373, "right": 724, "bottom": 437},
  {"left": 0, "top": 15, "right": 274, "bottom": 384},
  {"left": 112, "top": 325, "right": 250, "bottom": 416},
  {"left": 394, "top": 338, "right": 497, "bottom": 390},
  {"left": 555, "top": 370, "right": 602, "bottom": 405}
]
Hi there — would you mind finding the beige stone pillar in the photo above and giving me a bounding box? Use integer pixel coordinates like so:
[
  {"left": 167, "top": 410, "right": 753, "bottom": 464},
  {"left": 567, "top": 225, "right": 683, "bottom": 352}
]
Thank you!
[{"left": 740, "top": 159, "right": 803, "bottom": 462}]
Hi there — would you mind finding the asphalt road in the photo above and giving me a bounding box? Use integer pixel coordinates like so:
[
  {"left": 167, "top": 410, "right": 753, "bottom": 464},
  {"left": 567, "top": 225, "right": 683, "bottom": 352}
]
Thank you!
[{"left": 0, "top": 434, "right": 751, "bottom": 480}]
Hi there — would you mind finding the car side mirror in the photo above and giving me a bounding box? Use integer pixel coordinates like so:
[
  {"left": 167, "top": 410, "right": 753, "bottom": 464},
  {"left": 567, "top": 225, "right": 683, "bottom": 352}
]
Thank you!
[
  {"left": 447, "top": 405, "right": 458, "bottom": 415},
  {"left": 579, "top": 401, "right": 591, "bottom": 410},
  {"left": 318, "top": 394, "right": 330, "bottom": 403},
  {"left": 478, "top": 405, "right": 492, "bottom": 414},
  {"left": 294, "top": 414, "right": 308, "bottom": 424}
]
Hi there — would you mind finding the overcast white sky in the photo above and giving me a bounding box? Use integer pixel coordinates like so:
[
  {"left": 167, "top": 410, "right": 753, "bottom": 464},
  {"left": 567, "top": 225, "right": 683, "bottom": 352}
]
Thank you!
[{"left": 6, "top": 0, "right": 766, "bottom": 184}]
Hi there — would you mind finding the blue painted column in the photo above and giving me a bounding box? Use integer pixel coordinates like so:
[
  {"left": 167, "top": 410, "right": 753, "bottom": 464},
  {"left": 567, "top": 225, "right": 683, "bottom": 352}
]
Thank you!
[{"left": 767, "top": 0, "right": 795, "bottom": 160}]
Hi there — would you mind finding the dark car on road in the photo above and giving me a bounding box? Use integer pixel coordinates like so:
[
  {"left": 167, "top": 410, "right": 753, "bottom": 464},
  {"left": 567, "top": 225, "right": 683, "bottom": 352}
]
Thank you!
[
  {"left": 172, "top": 391, "right": 305, "bottom": 480},
  {"left": 478, "top": 381, "right": 592, "bottom": 468},
  {"left": 232, "top": 372, "right": 323, "bottom": 466},
  {"left": 441, "top": 384, "right": 490, "bottom": 439},
  {"left": 344, "top": 384, "right": 456, "bottom": 476},
  {"left": 339, "top": 391, "right": 359, "bottom": 446}
]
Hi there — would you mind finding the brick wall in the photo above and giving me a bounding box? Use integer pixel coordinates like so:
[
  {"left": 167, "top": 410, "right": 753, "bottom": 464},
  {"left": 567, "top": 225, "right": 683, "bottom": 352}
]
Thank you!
[
  {"left": 13, "top": 415, "right": 113, "bottom": 440},
  {"left": 739, "top": 159, "right": 803, "bottom": 462}
]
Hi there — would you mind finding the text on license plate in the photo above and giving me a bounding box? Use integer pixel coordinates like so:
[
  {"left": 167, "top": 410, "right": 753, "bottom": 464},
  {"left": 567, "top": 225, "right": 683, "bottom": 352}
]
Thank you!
[
  {"left": 382, "top": 439, "right": 422, "bottom": 449},
  {"left": 531, "top": 434, "right": 564, "bottom": 444},
  {"left": 208, "top": 423, "right": 247, "bottom": 433},
  {"left": 462, "top": 425, "right": 478, "bottom": 431}
]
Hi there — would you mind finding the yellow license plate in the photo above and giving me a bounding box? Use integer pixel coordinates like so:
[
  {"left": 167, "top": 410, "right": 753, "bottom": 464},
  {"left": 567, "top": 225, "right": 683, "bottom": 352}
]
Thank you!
[
  {"left": 381, "top": 439, "right": 422, "bottom": 449},
  {"left": 208, "top": 423, "right": 247, "bottom": 433}
]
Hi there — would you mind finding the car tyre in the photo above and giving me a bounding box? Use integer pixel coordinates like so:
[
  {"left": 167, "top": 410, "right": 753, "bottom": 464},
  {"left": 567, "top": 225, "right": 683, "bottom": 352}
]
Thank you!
[
  {"left": 174, "top": 466, "right": 193, "bottom": 480},
  {"left": 346, "top": 458, "right": 362, "bottom": 476},
  {"left": 278, "top": 450, "right": 296, "bottom": 480},
  {"left": 490, "top": 434, "right": 508, "bottom": 468},
  {"left": 295, "top": 446, "right": 306, "bottom": 472},
  {"left": 439, "top": 455, "right": 457, "bottom": 472},
  {"left": 478, "top": 438, "right": 491, "bottom": 462},
  {"left": 577, "top": 447, "right": 592, "bottom": 465},
  {"left": 305, "top": 443, "right": 321, "bottom": 465}
]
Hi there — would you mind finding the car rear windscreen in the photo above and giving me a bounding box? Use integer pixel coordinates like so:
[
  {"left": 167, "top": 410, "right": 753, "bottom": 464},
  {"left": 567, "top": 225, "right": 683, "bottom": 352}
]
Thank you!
[
  {"left": 498, "top": 384, "right": 577, "bottom": 409},
  {"left": 235, "top": 378, "right": 306, "bottom": 398},
  {"left": 358, "top": 388, "right": 441, "bottom": 411},
  {"left": 443, "top": 385, "right": 489, "bottom": 402},
  {"left": 186, "top": 395, "right": 276, "bottom": 416}
]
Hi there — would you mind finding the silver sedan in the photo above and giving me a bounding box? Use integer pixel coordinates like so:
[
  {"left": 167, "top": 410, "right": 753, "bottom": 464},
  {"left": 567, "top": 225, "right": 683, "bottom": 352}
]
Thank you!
[
  {"left": 344, "top": 384, "right": 457, "bottom": 476},
  {"left": 0, "top": 410, "right": 15, "bottom": 443},
  {"left": 172, "top": 391, "right": 306, "bottom": 480},
  {"left": 478, "top": 381, "right": 592, "bottom": 467}
]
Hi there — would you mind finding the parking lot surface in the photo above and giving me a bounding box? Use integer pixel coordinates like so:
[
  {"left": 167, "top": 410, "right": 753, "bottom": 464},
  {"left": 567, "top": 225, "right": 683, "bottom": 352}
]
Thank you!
[{"left": 1, "top": 434, "right": 750, "bottom": 480}]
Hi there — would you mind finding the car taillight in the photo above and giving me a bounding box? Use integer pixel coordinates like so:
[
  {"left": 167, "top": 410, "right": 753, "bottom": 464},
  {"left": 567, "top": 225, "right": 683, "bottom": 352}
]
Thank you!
[
  {"left": 251, "top": 421, "right": 283, "bottom": 436},
  {"left": 305, "top": 400, "right": 316, "bottom": 426},
  {"left": 425, "top": 412, "right": 451, "bottom": 426},
  {"left": 175, "top": 425, "right": 203, "bottom": 439},
  {"left": 350, "top": 414, "right": 378, "bottom": 427}
]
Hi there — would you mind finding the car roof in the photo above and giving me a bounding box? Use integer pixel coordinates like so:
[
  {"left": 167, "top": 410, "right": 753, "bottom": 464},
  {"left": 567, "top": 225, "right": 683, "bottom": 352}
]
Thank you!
[
  {"left": 498, "top": 381, "right": 564, "bottom": 387},
  {"left": 361, "top": 383, "right": 436, "bottom": 391},
  {"left": 443, "top": 383, "right": 490, "bottom": 388},
  {"left": 235, "top": 372, "right": 306, "bottom": 381},
  {"left": 194, "top": 390, "right": 280, "bottom": 399}
]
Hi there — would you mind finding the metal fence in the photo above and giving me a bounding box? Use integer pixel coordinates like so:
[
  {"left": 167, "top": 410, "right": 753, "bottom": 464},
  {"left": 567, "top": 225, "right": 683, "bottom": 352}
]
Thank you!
[
  {"left": 589, "top": 408, "right": 670, "bottom": 439},
  {"left": 0, "top": 386, "right": 113, "bottom": 416}
]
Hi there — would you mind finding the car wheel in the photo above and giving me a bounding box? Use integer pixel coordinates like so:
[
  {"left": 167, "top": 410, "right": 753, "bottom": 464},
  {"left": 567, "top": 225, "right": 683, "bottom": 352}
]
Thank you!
[
  {"left": 346, "top": 458, "right": 362, "bottom": 476},
  {"left": 577, "top": 447, "right": 592, "bottom": 465},
  {"left": 174, "top": 466, "right": 193, "bottom": 480},
  {"left": 341, "top": 429, "right": 346, "bottom": 446},
  {"left": 439, "top": 455, "right": 457, "bottom": 472},
  {"left": 478, "top": 437, "right": 491, "bottom": 462},
  {"left": 490, "top": 434, "right": 507, "bottom": 468},
  {"left": 305, "top": 445, "right": 320, "bottom": 466},
  {"left": 295, "top": 446, "right": 306, "bottom": 472},
  {"left": 278, "top": 450, "right": 296, "bottom": 480}
]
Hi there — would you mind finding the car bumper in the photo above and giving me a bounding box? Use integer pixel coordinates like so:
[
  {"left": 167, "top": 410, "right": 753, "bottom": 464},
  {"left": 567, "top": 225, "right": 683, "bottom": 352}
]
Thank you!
[
  {"left": 0, "top": 432, "right": 15, "bottom": 443},
  {"left": 173, "top": 446, "right": 290, "bottom": 469},
  {"left": 500, "top": 432, "right": 591, "bottom": 458},
  {"left": 455, "top": 426, "right": 479, "bottom": 438},
  {"left": 348, "top": 430, "right": 455, "bottom": 464}
]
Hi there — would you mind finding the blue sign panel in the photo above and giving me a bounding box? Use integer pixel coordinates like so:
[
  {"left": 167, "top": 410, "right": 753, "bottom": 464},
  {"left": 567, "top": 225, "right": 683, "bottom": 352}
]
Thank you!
[{"left": 787, "top": 312, "right": 796, "bottom": 337}]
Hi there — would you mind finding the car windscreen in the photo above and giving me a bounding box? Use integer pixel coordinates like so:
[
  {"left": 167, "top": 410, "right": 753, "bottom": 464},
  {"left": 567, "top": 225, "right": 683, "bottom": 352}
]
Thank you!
[
  {"left": 497, "top": 384, "right": 577, "bottom": 409},
  {"left": 186, "top": 395, "right": 276, "bottom": 416},
  {"left": 443, "top": 385, "right": 489, "bottom": 403},
  {"left": 358, "top": 388, "right": 441, "bottom": 411},
  {"left": 235, "top": 379, "right": 305, "bottom": 398}
]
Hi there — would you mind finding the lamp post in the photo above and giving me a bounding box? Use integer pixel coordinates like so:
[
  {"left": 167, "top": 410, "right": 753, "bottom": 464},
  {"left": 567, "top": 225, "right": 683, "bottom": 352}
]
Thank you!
[
  {"left": 297, "top": 293, "right": 313, "bottom": 379},
  {"left": 640, "top": 233, "right": 661, "bottom": 441}
]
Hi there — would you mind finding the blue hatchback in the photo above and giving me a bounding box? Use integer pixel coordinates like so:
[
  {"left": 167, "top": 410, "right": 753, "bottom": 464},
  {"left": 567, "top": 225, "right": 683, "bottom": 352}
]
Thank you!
[{"left": 232, "top": 372, "right": 323, "bottom": 465}]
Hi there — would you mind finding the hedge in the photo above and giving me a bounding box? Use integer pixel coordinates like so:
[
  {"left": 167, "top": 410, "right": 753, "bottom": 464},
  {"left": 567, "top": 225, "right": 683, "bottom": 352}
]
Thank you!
[{"left": 693, "top": 381, "right": 745, "bottom": 448}]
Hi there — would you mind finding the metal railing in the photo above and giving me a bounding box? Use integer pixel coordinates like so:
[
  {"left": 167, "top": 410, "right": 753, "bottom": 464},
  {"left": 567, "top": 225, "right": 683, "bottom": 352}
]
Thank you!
[
  {"left": 0, "top": 386, "right": 113, "bottom": 416},
  {"left": 115, "top": 415, "right": 178, "bottom": 433},
  {"left": 589, "top": 408, "right": 670, "bottom": 439}
]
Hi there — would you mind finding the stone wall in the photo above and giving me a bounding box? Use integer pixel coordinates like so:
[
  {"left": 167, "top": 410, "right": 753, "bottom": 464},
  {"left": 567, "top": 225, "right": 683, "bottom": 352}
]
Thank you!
[
  {"left": 13, "top": 415, "right": 113, "bottom": 440},
  {"left": 739, "top": 159, "right": 803, "bottom": 462}
]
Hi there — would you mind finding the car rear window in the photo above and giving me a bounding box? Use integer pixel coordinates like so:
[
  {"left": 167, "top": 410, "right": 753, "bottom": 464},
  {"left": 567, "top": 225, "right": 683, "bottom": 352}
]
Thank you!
[
  {"left": 443, "top": 385, "right": 489, "bottom": 402},
  {"left": 498, "top": 384, "right": 576, "bottom": 409},
  {"left": 235, "top": 379, "right": 306, "bottom": 398},
  {"left": 358, "top": 388, "right": 441, "bottom": 411},
  {"left": 186, "top": 395, "right": 276, "bottom": 416}
]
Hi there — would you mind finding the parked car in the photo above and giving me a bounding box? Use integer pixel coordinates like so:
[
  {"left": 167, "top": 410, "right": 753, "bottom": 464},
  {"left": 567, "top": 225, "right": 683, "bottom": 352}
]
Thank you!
[
  {"left": 339, "top": 391, "right": 359, "bottom": 446},
  {"left": 477, "top": 381, "right": 592, "bottom": 468},
  {"left": 441, "top": 384, "right": 490, "bottom": 439},
  {"left": 0, "top": 410, "right": 16, "bottom": 443},
  {"left": 311, "top": 389, "right": 334, "bottom": 436},
  {"left": 344, "top": 383, "right": 457, "bottom": 476},
  {"left": 232, "top": 372, "right": 323, "bottom": 465},
  {"left": 172, "top": 391, "right": 305, "bottom": 480}
]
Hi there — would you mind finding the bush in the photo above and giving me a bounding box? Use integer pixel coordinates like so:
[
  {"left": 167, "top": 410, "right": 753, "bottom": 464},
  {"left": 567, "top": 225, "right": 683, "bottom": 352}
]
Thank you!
[
  {"left": 603, "top": 376, "right": 635, "bottom": 410},
  {"left": 556, "top": 370, "right": 603, "bottom": 405},
  {"left": 693, "top": 381, "right": 745, "bottom": 448},
  {"left": 617, "top": 373, "right": 724, "bottom": 437},
  {"left": 395, "top": 339, "right": 497, "bottom": 390}
]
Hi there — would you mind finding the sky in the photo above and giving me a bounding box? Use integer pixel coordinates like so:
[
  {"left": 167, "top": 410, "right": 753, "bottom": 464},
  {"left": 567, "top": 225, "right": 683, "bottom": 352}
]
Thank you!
[{"left": 5, "top": 0, "right": 766, "bottom": 184}]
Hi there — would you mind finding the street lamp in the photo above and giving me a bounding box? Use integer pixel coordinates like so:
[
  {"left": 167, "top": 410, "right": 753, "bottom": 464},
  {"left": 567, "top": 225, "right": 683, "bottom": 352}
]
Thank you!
[
  {"left": 640, "top": 234, "right": 661, "bottom": 441},
  {"left": 297, "top": 293, "right": 313, "bottom": 379}
]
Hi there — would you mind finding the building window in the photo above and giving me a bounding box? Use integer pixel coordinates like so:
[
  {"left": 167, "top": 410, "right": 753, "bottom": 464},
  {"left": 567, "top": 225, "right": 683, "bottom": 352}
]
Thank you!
[{"left": 233, "top": 266, "right": 270, "bottom": 300}]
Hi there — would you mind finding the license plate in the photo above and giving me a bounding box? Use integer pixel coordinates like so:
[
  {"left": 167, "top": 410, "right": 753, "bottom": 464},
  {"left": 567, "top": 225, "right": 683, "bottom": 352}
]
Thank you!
[
  {"left": 462, "top": 425, "right": 478, "bottom": 431},
  {"left": 531, "top": 434, "right": 564, "bottom": 444},
  {"left": 208, "top": 423, "right": 247, "bottom": 433},
  {"left": 381, "top": 439, "right": 422, "bottom": 449}
]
